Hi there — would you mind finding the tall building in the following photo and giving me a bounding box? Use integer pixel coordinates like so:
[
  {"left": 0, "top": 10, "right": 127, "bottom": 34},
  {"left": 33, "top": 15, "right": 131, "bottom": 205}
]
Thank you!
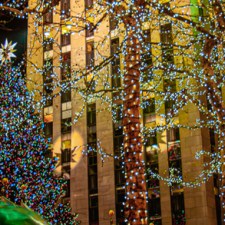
[{"left": 27, "top": 0, "right": 222, "bottom": 224}]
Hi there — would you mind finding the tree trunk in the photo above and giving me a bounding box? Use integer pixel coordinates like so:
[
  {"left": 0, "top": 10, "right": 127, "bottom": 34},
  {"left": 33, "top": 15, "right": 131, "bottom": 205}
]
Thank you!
[
  {"left": 122, "top": 9, "right": 148, "bottom": 225},
  {"left": 201, "top": 30, "right": 225, "bottom": 224}
]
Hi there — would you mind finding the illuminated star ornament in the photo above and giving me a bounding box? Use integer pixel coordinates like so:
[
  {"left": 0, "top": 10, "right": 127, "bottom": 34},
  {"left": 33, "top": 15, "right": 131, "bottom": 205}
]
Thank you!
[{"left": 0, "top": 39, "right": 17, "bottom": 64}]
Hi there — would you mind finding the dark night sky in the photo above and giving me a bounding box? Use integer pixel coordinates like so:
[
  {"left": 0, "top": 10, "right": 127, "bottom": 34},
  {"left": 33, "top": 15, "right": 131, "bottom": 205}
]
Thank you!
[{"left": 0, "top": 17, "right": 27, "bottom": 63}]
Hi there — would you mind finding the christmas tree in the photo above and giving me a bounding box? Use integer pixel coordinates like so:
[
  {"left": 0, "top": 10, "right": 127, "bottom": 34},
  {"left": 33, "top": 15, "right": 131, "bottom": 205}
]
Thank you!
[{"left": 0, "top": 39, "right": 79, "bottom": 225}]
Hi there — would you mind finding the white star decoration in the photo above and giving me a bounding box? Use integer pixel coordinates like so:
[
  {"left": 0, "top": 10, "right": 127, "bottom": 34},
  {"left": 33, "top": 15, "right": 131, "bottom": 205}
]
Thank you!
[{"left": 0, "top": 39, "right": 17, "bottom": 63}]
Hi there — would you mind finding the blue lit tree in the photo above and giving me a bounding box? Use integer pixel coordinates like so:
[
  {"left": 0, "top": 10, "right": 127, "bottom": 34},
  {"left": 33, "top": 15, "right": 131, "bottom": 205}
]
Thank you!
[{"left": 0, "top": 40, "right": 79, "bottom": 225}]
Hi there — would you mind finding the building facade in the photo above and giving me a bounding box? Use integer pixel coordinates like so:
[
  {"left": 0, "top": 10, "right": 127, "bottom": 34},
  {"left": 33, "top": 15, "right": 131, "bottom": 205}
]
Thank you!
[{"left": 27, "top": 0, "right": 222, "bottom": 224}]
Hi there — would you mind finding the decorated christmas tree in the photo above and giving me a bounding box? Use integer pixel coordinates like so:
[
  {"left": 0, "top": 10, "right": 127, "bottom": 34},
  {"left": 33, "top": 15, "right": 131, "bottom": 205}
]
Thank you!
[{"left": 0, "top": 39, "right": 79, "bottom": 225}]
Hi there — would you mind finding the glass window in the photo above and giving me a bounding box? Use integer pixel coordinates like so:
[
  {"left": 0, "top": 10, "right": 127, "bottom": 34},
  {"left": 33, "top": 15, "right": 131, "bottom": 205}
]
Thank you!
[
  {"left": 161, "top": 23, "right": 172, "bottom": 44},
  {"left": 145, "top": 133, "right": 157, "bottom": 147},
  {"left": 115, "top": 160, "right": 125, "bottom": 186},
  {"left": 143, "top": 99, "right": 155, "bottom": 123},
  {"left": 112, "top": 68, "right": 120, "bottom": 88},
  {"left": 116, "top": 189, "right": 125, "bottom": 224},
  {"left": 43, "top": 59, "right": 53, "bottom": 86},
  {"left": 167, "top": 128, "right": 180, "bottom": 142},
  {"left": 61, "top": 118, "right": 71, "bottom": 134},
  {"left": 165, "top": 100, "right": 175, "bottom": 114},
  {"left": 61, "top": 148, "right": 71, "bottom": 164},
  {"left": 148, "top": 188, "right": 161, "bottom": 218},
  {"left": 61, "top": 0, "right": 70, "bottom": 19},
  {"left": 164, "top": 79, "right": 176, "bottom": 93},
  {"left": 61, "top": 52, "right": 71, "bottom": 103},
  {"left": 86, "top": 80, "right": 96, "bottom": 92},
  {"left": 171, "top": 192, "right": 185, "bottom": 225},
  {"left": 43, "top": 10, "right": 53, "bottom": 23},
  {"left": 43, "top": 38, "right": 53, "bottom": 52},
  {"left": 209, "top": 128, "right": 216, "bottom": 149},
  {"left": 114, "top": 125, "right": 123, "bottom": 152},
  {"left": 87, "top": 126, "right": 97, "bottom": 143},
  {"left": 142, "top": 29, "right": 153, "bottom": 82},
  {"left": 160, "top": 23, "right": 173, "bottom": 63},
  {"left": 85, "top": 0, "right": 93, "bottom": 9},
  {"left": 110, "top": 16, "right": 117, "bottom": 31},
  {"left": 168, "top": 142, "right": 181, "bottom": 161},
  {"left": 111, "top": 39, "right": 120, "bottom": 88},
  {"left": 114, "top": 135, "right": 123, "bottom": 153},
  {"left": 44, "top": 122, "right": 53, "bottom": 137},
  {"left": 89, "top": 196, "right": 99, "bottom": 224},
  {"left": 88, "top": 151, "right": 98, "bottom": 194},
  {"left": 61, "top": 33, "right": 71, "bottom": 46},
  {"left": 146, "top": 147, "right": 158, "bottom": 165},
  {"left": 43, "top": 59, "right": 53, "bottom": 106},
  {"left": 61, "top": 91, "right": 71, "bottom": 103},
  {"left": 88, "top": 152, "right": 97, "bottom": 166},
  {"left": 88, "top": 174, "right": 98, "bottom": 194},
  {"left": 64, "top": 179, "right": 70, "bottom": 197},
  {"left": 111, "top": 38, "right": 119, "bottom": 55},
  {"left": 61, "top": 52, "right": 71, "bottom": 79},
  {"left": 147, "top": 163, "right": 159, "bottom": 188},
  {"left": 143, "top": 29, "right": 152, "bottom": 64},
  {"left": 114, "top": 105, "right": 123, "bottom": 121},
  {"left": 86, "top": 42, "right": 94, "bottom": 69},
  {"left": 198, "top": 6, "right": 204, "bottom": 22},
  {"left": 87, "top": 104, "right": 96, "bottom": 126},
  {"left": 86, "top": 22, "right": 94, "bottom": 37}
]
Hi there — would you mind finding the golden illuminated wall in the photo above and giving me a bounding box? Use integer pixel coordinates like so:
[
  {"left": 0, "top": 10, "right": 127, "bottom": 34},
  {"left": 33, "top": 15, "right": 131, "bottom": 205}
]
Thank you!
[{"left": 26, "top": 0, "right": 219, "bottom": 225}]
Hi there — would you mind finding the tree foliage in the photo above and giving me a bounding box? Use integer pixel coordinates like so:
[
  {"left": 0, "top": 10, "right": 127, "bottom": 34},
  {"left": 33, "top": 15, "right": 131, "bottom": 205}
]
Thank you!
[{"left": 0, "top": 53, "right": 79, "bottom": 224}]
